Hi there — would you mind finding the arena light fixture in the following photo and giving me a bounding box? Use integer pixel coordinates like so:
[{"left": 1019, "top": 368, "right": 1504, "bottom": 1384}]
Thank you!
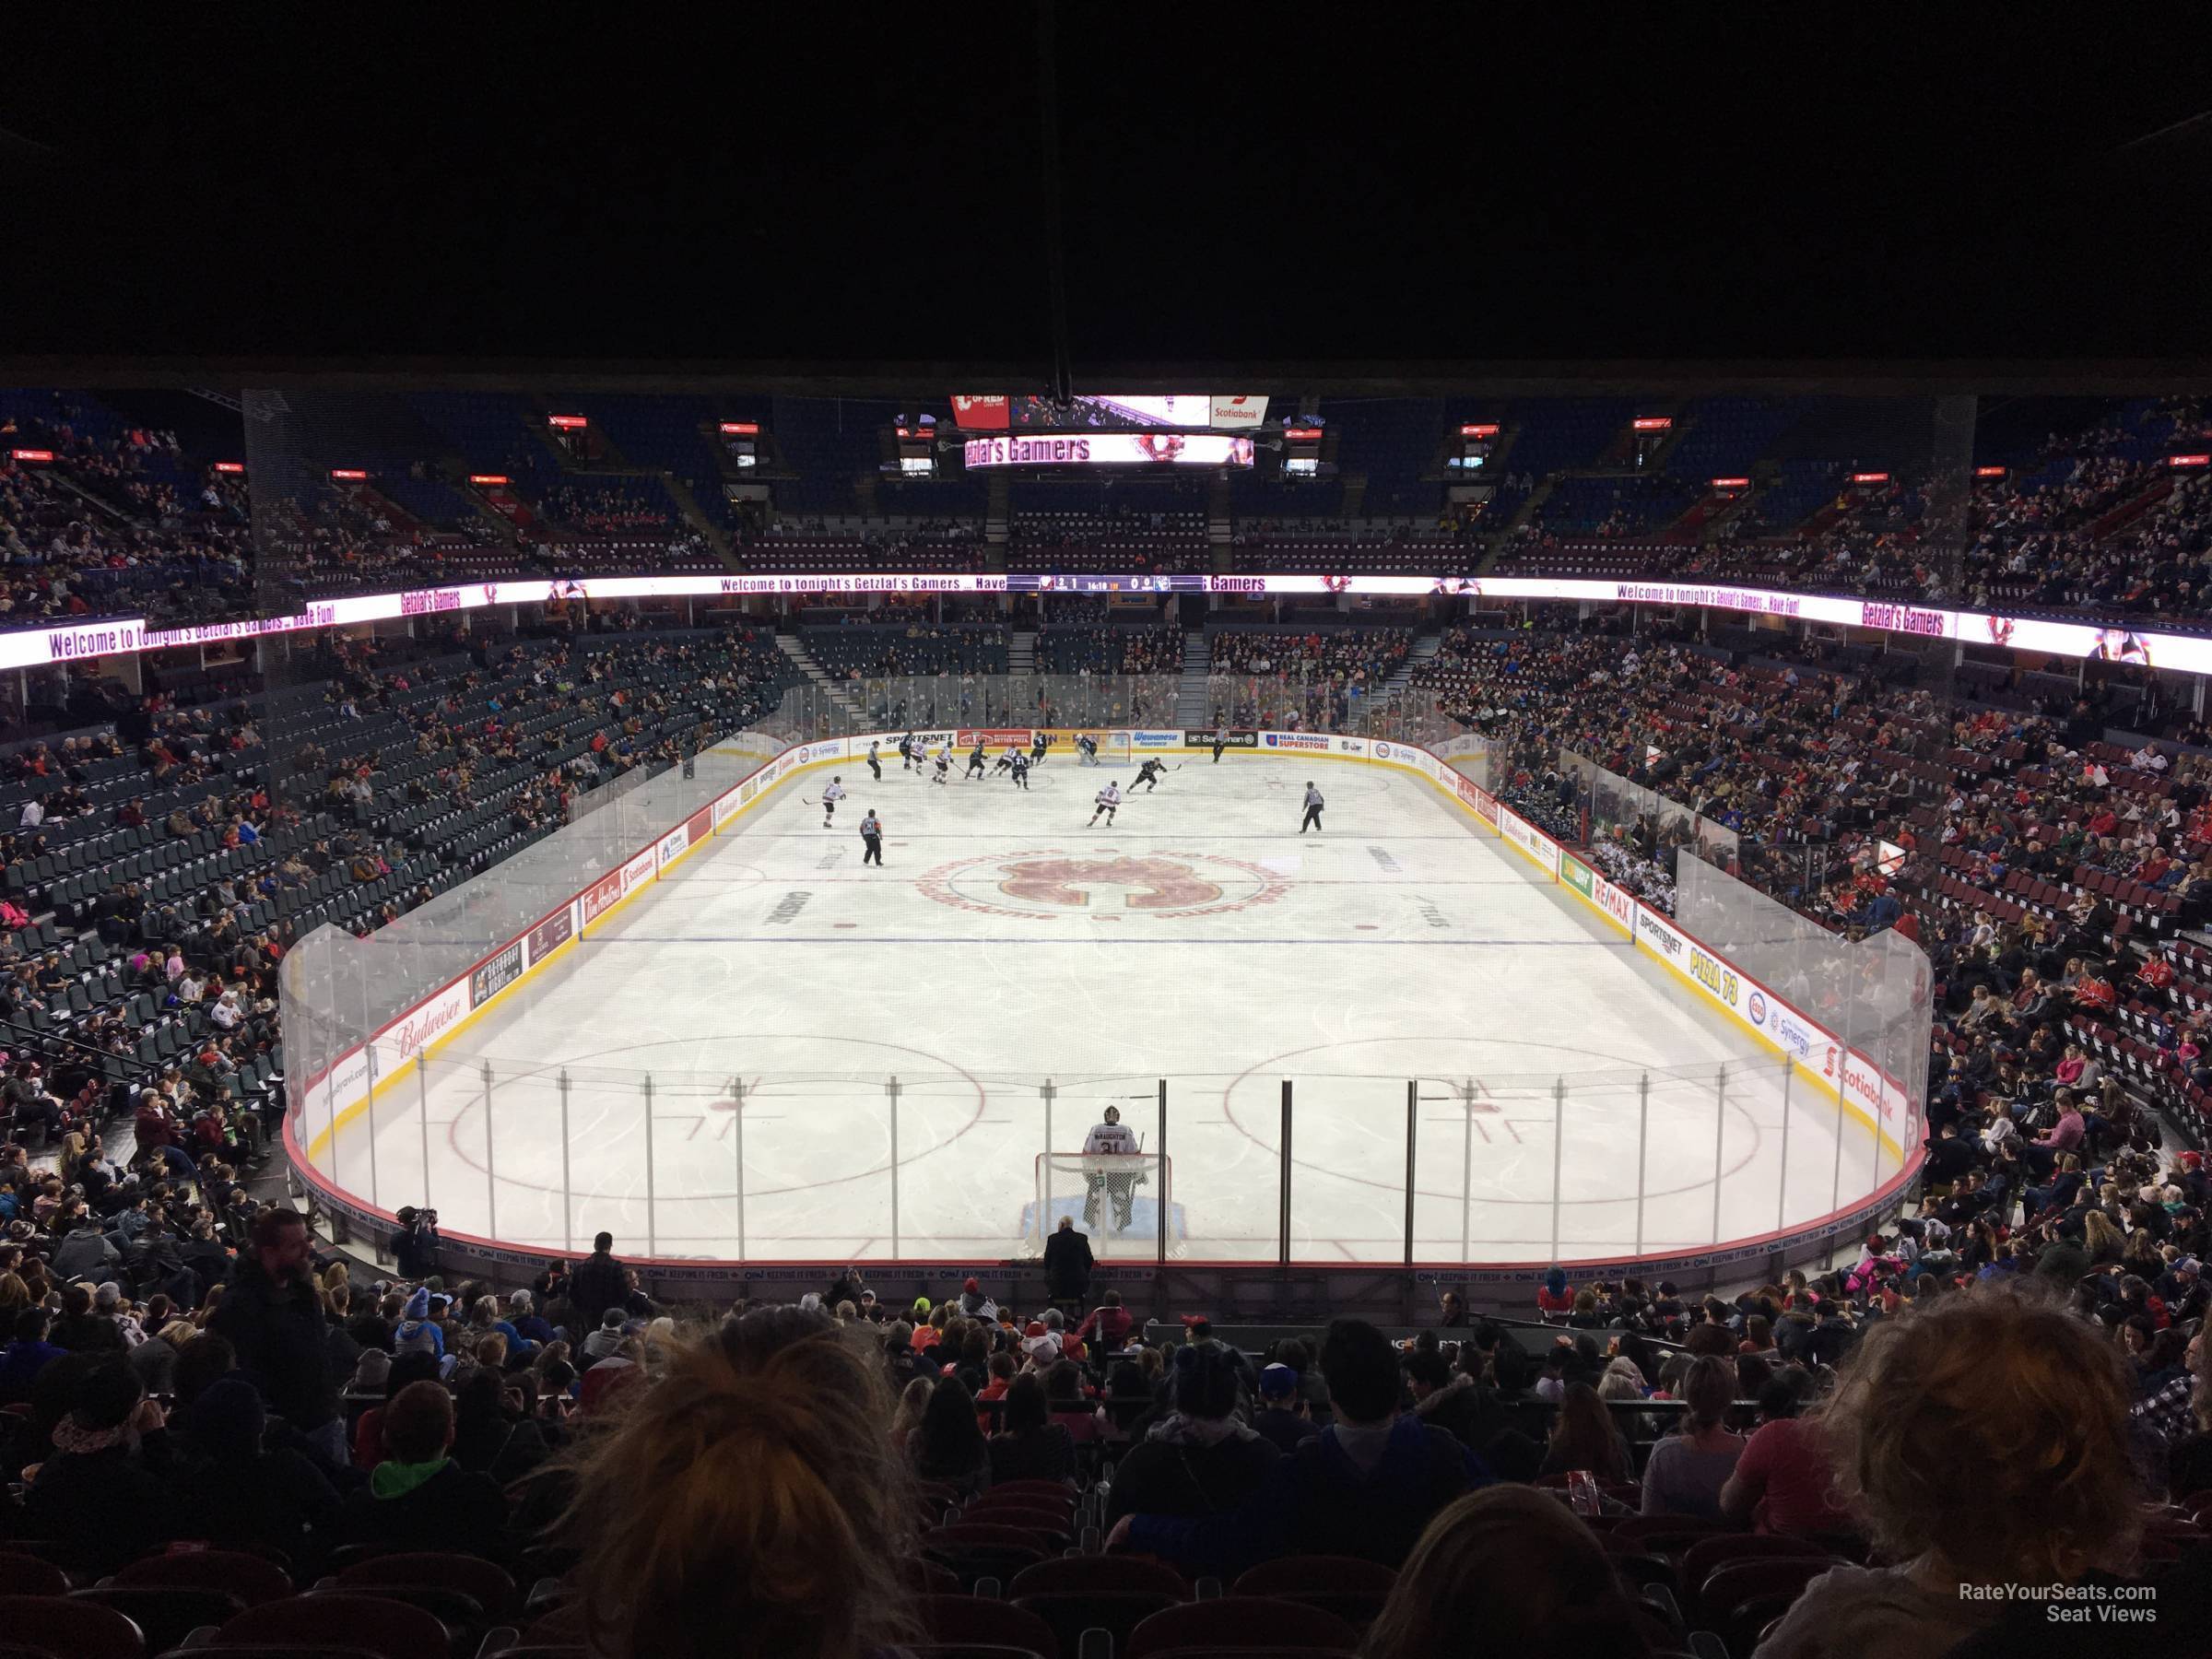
[
  {"left": 329, "top": 468, "right": 368, "bottom": 481},
  {"left": 1849, "top": 471, "right": 1890, "bottom": 483},
  {"left": 1973, "top": 465, "right": 2006, "bottom": 477},
  {"left": 1630, "top": 417, "right": 1673, "bottom": 431},
  {"left": 717, "top": 421, "right": 759, "bottom": 435},
  {"left": 8, "top": 449, "right": 53, "bottom": 463},
  {"left": 1459, "top": 423, "right": 1500, "bottom": 438},
  {"left": 213, "top": 461, "right": 245, "bottom": 474},
  {"left": 1710, "top": 477, "right": 1750, "bottom": 488},
  {"left": 2170, "top": 453, "right": 2209, "bottom": 469},
  {"left": 547, "top": 414, "right": 589, "bottom": 430},
  {"left": 468, "top": 474, "right": 510, "bottom": 487}
]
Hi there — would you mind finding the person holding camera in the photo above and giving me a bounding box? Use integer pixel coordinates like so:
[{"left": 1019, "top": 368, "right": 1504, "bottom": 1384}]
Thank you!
[{"left": 393, "top": 1206, "right": 440, "bottom": 1279}]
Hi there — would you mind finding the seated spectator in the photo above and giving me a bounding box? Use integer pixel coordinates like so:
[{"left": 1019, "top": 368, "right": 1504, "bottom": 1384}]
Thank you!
[
  {"left": 0, "top": 1306, "right": 65, "bottom": 1402},
  {"left": 1720, "top": 1367, "right": 1853, "bottom": 1537},
  {"left": 1253, "top": 1359, "right": 1320, "bottom": 1453},
  {"left": 21, "top": 1356, "right": 179, "bottom": 1571},
  {"left": 555, "top": 1305, "right": 919, "bottom": 1659},
  {"left": 337, "top": 1377, "right": 507, "bottom": 1558},
  {"left": 1363, "top": 1487, "right": 1654, "bottom": 1659},
  {"left": 1537, "top": 1381, "right": 1634, "bottom": 1484},
  {"left": 1111, "top": 1318, "right": 1490, "bottom": 1575},
  {"left": 889, "top": 1375, "right": 932, "bottom": 1453},
  {"left": 171, "top": 1374, "right": 344, "bottom": 1574},
  {"left": 1757, "top": 1287, "right": 2210, "bottom": 1658},
  {"left": 987, "top": 1371, "right": 1077, "bottom": 1488},
  {"left": 1640, "top": 1354, "right": 1744, "bottom": 1518},
  {"left": 1105, "top": 1342, "right": 1278, "bottom": 1524},
  {"left": 905, "top": 1368, "right": 991, "bottom": 1499}
]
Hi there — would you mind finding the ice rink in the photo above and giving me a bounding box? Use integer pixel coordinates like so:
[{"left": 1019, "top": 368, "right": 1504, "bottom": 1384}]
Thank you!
[{"left": 323, "top": 749, "right": 1876, "bottom": 1265}]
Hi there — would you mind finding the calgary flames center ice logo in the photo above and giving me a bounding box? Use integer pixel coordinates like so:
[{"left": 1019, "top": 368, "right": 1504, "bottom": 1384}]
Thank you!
[
  {"left": 999, "top": 855, "right": 1221, "bottom": 911},
  {"left": 919, "top": 849, "right": 1288, "bottom": 920}
]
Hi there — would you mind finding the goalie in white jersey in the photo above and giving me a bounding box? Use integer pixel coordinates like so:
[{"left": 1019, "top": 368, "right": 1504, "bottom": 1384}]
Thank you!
[
  {"left": 819, "top": 776, "right": 846, "bottom": 830},
  {"left": 1081, "top": 1105, "right": 1144, "bottom": 1232}
]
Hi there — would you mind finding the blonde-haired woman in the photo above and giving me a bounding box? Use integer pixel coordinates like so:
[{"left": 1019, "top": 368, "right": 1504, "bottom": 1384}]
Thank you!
[
  {"left": 556, "top": 1304, "right": 920, "bottom": 1659},
  {"left": 1755, "top": 1286, "right": 2149, "bottom": 1658}
]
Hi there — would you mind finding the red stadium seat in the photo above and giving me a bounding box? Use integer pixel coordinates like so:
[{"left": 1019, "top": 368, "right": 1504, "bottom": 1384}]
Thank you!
[
  {"left": 210, "top": 1591, "right": 449, "bottom": 1659},
  {"left": 1126, "top": 1595, "right": 1361, "bottom": 1657},
  {"left": 335, "top": 1551, "right": 520, "bottom": 1618},
  {"left": 0, "top": 1595, "right": 146, "bottom": 1659},
  {"left": 114, "top": 1547, "right": 296, "bottom": 1606},
  {"left": 913, "top": 1593, "right": 1064, "bottom": 1659},
  {"left": 1008, "top": 1557, "right": 1190, "bottom": 1598}
]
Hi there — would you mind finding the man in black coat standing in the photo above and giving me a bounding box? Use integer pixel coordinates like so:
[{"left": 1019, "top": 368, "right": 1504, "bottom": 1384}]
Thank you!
[
  {"left": 209, "top": 1206, "right": 344, "bottom": 1470},
  {"left": 1043, "top": 1215, "right": 1093, "bottom": 1312},
  {"left": 568, "top": 1231, "right": 629, "bottom": 1327}
]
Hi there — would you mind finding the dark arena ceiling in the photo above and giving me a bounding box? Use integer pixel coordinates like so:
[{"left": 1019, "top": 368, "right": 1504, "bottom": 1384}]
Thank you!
[{"left": 5, "top": 13, "right": 2212, "bottom": 393}]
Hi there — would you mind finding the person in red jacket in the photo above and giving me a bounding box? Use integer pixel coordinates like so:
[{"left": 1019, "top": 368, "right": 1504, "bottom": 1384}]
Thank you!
[{"left": 1075, "top": 1288, "right": 1133, "bottom": 1350}]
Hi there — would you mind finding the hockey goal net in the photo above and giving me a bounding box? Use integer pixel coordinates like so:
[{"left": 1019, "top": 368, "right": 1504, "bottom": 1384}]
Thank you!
[
  {"left": 1031, "top": 1151, "right": 1170, "bottom": 1249},
  {"left": 1072, "top": 730, "right": 1132, "bottom": 763}
]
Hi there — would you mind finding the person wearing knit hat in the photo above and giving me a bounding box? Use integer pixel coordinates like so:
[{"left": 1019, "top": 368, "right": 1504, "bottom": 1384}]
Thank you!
[
  {"left": 959, "top": 1277, "right": 997, "bottom": 1321},
  {"left": 392, "top": 1288, "right": 444, "bottom": 1361},
  {"left": 582, "top": 1307, "right": 628, "bottom": 1361}
]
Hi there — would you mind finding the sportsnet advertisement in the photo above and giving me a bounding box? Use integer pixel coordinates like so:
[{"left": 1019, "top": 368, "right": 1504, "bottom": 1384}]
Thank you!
[{"left": 1186, "top": 729, "right": 1257, "bottom": 747}]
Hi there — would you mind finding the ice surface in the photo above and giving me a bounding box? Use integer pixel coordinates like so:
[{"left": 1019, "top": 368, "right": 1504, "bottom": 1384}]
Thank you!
[{"left": 319, "top": 752, "right": 1880, "bottom": 1265}]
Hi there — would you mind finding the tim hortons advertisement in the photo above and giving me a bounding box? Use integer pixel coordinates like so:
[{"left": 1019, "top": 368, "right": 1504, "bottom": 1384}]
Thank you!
[
  {"left": 1452, "top": 771, "right": 1499, "bottom": 827},
  {"left": 582, "top": 868, "right": 624, "bottom": 927},
  {"left": 469, "top": 940, "right": 525, "bottom": 1009},
  {"left": 1186, "top": 729, "right": 1258, "bottom": 747},
  {"left": 525, "top": 904, "right": 576, "bottom": 968}
]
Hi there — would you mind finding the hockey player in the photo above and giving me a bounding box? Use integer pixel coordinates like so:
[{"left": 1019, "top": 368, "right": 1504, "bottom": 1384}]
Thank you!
[
  {"left": 820, "top": 776, "right": 846, "bottom": 830},
  {"left": 1089, "top": 781, "right": 1123, "bottom": 827},
  {"left": 1077, "top": 733, "right": 1100, "bottom": 766},
  {"left": 1009, "top": 750, "right": 1031, "bottom": 791},
  {"left": 966, "top": 739, "right": 988, "bottom": 780},
  {"left": 899, "top": 732, "right": 917, "bottom": 771},
  {"left": 1211, "top": 730, "right": 1228, "bottom": 763},
  {"left": 866, "top": 739, "right": 883, "bottom": 782},
  {"left": 1030, "top": 730, "right": 1051, "bottom": 766},
  {"left": 1133, "top": 757, "right": 1165, "bottom": 793},
  {"left": 932, "top": 746, "right": 951, "bottom": 785},
  {"left": 859, "top": 809, "right": 883, "bottom": 865},
  {"left": 1299, "top": 781, "right": 1324, "bottom": 833},
  {"left": 1081, "top": 1103, "right": 1144, "bottom": 1231},
  {"left": 996, "top": 744, "right": 1020, "bottom": 777}
]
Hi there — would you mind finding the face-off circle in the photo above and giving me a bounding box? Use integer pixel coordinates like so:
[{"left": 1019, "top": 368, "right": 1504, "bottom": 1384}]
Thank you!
[{"left": 918, "top": 847, "right": 1291, "bottom": 920}]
